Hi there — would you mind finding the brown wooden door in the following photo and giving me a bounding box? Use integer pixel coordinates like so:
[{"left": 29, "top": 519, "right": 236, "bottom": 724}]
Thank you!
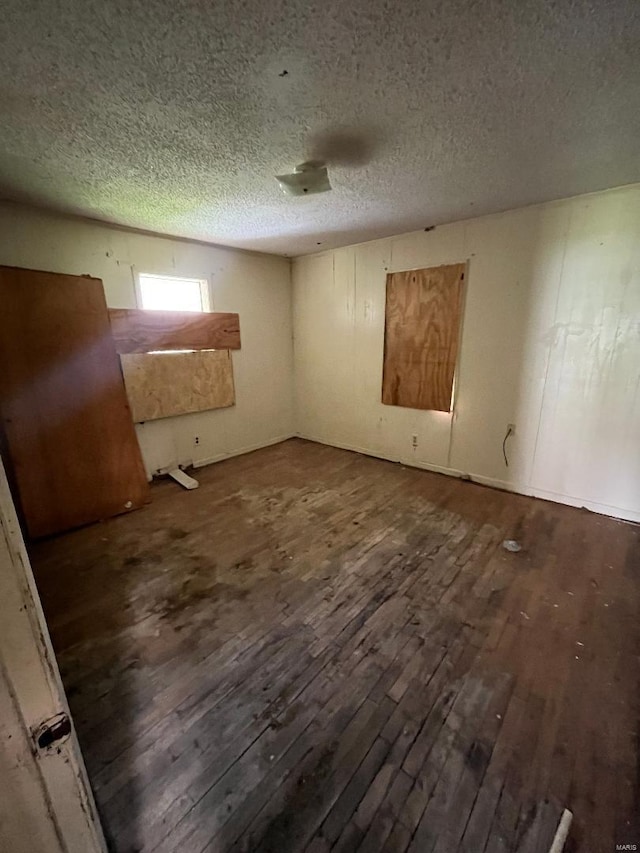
[{"left": 0, "top": 266, "right": 148, "bottom": 538}]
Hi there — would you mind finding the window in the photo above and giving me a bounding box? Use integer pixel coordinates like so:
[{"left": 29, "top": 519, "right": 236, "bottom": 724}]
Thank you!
[{"left": 137, "top": 273, "right": 210, "bottom": 312}]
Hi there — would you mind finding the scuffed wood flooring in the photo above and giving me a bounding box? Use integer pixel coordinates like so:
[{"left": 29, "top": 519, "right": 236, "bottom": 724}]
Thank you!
[{"left": 29, "top": 439, "right": 640, "bottom": 853}]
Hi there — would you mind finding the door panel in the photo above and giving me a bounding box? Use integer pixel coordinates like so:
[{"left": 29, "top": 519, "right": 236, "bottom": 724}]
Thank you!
[
  {"left": 0, "top": 457, "right": 106, "bottom": 852},
  {"left": 0, "top": 266, "right": 148, "bottom": 537}
]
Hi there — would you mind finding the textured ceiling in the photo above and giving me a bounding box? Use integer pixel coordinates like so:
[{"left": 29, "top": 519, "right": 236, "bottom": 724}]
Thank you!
[{"left": 0, "top": 0, "right": 639, "bottom": 256}]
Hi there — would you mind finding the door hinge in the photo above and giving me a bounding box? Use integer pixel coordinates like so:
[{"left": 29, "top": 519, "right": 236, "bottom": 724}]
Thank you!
[{"left": 34, "top": 713, "right": 72, "bottom": 751}]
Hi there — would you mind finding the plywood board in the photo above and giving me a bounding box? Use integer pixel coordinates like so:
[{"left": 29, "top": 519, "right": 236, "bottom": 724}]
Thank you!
[
  {"left": 382, "top": 263, "right": 466, "bottom": 412},
  {"left": 120, "top": 350, "right": 235, "bottom": 422},
  {"left": 0, "top": 265, "right": 149, "bottom": 539},
  {"left": 109, "top": 309, "right": 240, "bottom": 353}
]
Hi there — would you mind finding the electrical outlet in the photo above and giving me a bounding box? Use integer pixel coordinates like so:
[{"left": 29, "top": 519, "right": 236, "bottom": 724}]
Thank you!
[
  {"left": 507, "top": 423, "right": 516, "bottom": 435},
  {"left": 412, "top": 434, "right": 418, "bottom": 448}
]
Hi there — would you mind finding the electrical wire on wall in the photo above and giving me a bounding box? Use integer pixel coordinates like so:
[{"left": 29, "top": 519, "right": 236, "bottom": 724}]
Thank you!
[{"left": 502, "top": 424, "right": 514, "bottom": 467}]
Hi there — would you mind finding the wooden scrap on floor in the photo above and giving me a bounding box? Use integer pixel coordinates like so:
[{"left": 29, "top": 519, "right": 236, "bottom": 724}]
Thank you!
[
  {"left": 548, "top": 809, "right": 573, "bottom": 853},
  {"left": 167, "top": 469, "right": 199, "bottom": 490}
]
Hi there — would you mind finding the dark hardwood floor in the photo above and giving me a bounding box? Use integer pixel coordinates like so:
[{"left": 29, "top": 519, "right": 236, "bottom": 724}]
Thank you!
[{"left": 29, "top": 439, "right": 639, "bottom": 853}]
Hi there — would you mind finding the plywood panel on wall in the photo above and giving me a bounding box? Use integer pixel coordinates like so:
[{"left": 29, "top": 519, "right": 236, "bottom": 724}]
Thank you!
[
  {"left": 0, "top": 266, "right": 149, "bottom": 538},
  {"left": 120, "top": 350, "right": 235, "bottom": 422},
  {"left": 382, "top": 263, "right": 466, "bottom": 412},
  {"left": 109, "top": 309, "right": 241, "bottom": 353}
]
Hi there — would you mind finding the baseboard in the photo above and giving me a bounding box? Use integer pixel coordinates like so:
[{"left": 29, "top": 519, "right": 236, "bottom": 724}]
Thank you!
[
  {"left": 524, "top": 486, "right": 640, "bottom": 524},
  {"left": 295, "top": 432, "right": 519, "bottom": 493},
  {"left": 296, "top": 432, "right": 640, "bottom": 524},
  {"left": 192, "top": 433, "right": 297, "bottom": 470}
]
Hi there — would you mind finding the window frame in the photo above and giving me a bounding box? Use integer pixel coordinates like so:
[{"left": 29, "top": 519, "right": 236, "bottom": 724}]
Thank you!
[{"left": 134, "top": 271, "right": 212, "bottom": 313}]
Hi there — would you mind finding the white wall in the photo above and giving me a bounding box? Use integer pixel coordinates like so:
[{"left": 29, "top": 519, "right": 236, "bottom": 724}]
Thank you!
[
  {"left": 2, "top": 188, "right": 638, "bottom": 521},
  {"left": 293, "top": 184, "right": 640, "bottom": 522},
  {"left": 0, "top": 203, "right": 294, "bottom": 476}
]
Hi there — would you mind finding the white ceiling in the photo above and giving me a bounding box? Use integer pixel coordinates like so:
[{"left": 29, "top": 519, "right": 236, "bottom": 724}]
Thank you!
[{"left": 0, "top": 0, "right": 638, "bottom": 256}]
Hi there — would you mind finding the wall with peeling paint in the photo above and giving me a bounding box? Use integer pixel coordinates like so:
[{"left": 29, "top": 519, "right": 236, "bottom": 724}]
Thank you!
[
  {"left": 0, "top": 203, "right": 295, "bottom": 476},
  {"left": 0, "top": 456, "right": 106, "bottom": 851},
  {"left": 293, "top": 184, "right": 640, "bottom": 522},
  {"left": 0, "top": 680, "right": 67, "bottom": 853}
]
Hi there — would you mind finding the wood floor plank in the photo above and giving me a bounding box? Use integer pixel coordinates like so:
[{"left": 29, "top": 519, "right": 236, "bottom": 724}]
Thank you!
[
  {"left": 27, "top": 438, "right": 640, "bottom": 853},
  {"left": 353, "top": 768, "right": 414, "bottom": 853}
]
